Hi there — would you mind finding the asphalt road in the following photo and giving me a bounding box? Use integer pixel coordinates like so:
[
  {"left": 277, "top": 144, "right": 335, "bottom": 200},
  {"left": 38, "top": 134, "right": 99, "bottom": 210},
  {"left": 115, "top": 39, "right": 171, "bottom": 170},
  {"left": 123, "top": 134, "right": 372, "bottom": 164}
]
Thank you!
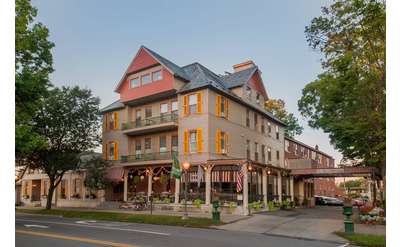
[{"left": 16, "top": 213, "right": 354, "bottom": 247}]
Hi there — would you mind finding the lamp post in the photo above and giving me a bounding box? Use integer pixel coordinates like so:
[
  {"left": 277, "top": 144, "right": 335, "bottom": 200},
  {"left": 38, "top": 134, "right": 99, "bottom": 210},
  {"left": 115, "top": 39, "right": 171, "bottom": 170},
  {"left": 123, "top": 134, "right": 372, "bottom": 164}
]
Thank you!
[{"left": 182, "top": 161, "right": 191, "bottom": 220}]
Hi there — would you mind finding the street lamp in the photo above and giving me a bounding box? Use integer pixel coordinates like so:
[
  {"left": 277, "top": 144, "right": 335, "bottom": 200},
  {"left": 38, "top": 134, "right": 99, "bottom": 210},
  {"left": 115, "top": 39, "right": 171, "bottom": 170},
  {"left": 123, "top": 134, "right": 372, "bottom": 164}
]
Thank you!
[{"left": 182, "top": 161, "right": 191, "bottom": 220}]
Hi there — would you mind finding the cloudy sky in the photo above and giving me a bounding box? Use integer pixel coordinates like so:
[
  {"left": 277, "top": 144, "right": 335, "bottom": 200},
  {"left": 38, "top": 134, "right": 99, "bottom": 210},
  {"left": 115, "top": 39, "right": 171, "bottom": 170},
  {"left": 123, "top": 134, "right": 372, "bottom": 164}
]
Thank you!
[{"left": 32, "top": 0, "right": 342, "bottom": 162}]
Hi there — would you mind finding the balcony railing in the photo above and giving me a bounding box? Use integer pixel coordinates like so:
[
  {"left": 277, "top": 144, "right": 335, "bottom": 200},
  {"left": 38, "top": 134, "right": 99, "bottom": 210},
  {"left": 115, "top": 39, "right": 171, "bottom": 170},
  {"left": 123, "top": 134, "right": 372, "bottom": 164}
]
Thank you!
[
  {"left": 120, "top": 151, "right": 177, "bottom": 163},
  {"left": 122, "top": 114, "right": 178, "bottom": 130}
]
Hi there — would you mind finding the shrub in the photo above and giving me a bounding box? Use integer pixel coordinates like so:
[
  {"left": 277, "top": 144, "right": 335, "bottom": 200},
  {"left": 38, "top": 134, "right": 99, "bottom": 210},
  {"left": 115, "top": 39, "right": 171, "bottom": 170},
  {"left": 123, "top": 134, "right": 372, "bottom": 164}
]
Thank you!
[{"left": 193, "top": 199, "right": 203, "bottom": 208}]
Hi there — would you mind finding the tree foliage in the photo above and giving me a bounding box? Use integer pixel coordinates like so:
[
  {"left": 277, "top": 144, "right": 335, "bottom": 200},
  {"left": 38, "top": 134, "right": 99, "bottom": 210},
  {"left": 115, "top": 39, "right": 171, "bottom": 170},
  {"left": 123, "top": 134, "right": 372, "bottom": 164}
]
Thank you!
[
  {"left": 265, "top": 99, "right": 303, "bottom": 138},
  {"left": 81, "top": 153, "right": 111, "bottom": 192},
  {"left": 298, "top": 0, "right": 385, "bottom": 171},
  {"left": 15, "top": 0, "right": 54, "bottom": 159},
  {"left": 28, "top": 86, "right": 101, "bottom": 209}
]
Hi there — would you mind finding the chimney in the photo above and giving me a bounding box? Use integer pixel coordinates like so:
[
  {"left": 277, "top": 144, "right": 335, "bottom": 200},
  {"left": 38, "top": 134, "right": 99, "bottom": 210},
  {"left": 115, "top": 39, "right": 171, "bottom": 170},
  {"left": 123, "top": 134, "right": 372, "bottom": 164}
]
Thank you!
[
  {"left": 232, "top": 60, "right": 255, "bottom": 73},
  {"left": 315, "top": 145, "right": 319, "bottom": 151}
]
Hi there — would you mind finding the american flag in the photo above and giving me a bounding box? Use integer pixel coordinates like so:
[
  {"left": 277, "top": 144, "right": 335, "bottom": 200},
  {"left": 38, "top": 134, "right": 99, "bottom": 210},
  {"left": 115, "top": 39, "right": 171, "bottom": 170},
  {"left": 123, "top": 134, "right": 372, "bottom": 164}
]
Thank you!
[{"left": 236, "top": 164, "right": 246, "bottom": 192}]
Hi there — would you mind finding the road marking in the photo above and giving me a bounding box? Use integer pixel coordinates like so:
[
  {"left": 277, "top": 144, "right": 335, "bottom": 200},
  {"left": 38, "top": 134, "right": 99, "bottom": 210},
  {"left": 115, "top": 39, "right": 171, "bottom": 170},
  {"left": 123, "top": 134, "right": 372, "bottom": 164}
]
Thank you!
[
  {"left": 16, "top": 219, "right": 170, "bottom": 236},
  {"left": 76, "top": 220, "right": 97, "bottom": 224},
  {"left": 24, "top": 224, "right": 49, "bottom": 229},
  {"left": 16, "top": 230, "right": 140, "bottom": 247},
  {"left": 337, "top": 243, "right": 349, "bottom": 247}
]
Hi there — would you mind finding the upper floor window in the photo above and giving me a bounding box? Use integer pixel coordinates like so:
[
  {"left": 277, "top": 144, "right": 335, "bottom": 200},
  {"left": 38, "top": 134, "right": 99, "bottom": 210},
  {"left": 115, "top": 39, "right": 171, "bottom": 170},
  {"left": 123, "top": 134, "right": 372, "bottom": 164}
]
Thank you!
[
  {"left": 216, "top": 129, "right": 228, "bottom": 154},
  {"left": 130, "top": 78, "right": 140, "bottom": 88},
  {"left": 261, "top": 120, "right": 265, "bottom": 134},
  {"left": 261, "top": 144, "right": 266, "bottom": 163},
  {"left": 107, "top": 141, "right": 118, "bottom": 160},
  {"left": 189, "top": 94, "right": 197, "bottom": 114},
  {"left": 246, "top": 86, "right": 252, "bottom": 98},
  {"left": 152, "top": 70, "right": 162, "bottom": 81},
  {"left": 141, "top": 74, "right": 151, "bottom": 85},
  {"left": 256, "top": 93, "right": 260, "bottom": 104},
  {"left": 246, "top": 110, "right": 250, "bottom": 127},
  {"left": 276, "top": 150, "right": 280, "bottom": 160},
  {"left": 285, "top": 140, "right": 289, "bottom": 152},
  {"left": 246, "top": 140, "right": 251, "bottom": 160},
  {"left": 267, "top": 147, "right": 272, "bottom": 161},
  {"left": 105, "top": 112, "right": 119, "bottom": 130},
  {"left": 254, "top": 142, "right": 259, "bottom": 161},
  {"left": 171, "top": 135, "right": 178, "bottom": 151},
  {"left": 160, "top": 103, "right": 168, "bottom": 115},
  {"left": 145, "top": 107, "right": 152, "bottom": 118},
  {"left": 183, "top": 128, "right": 202, "bottom": 153},
  {"left": 189, "top": 130, "right": 197, "bottom": 153},
  {"left": 216, "top": 95, "right": 228, "bottom": 118},
  {"left": 275, "top": 125, "right": 280, "bottom": 140},
  {"left": 220, "top": 96, "right": 226, "bottom": 117},
  {"left": 135, "top": 140, "right": 142, "bottom": 155},
  {"left": 145, "top": 138, "right": 152, "bottom": 151},
  {"left": 159, "top": 136, "right": 167, "bottom": 153},
  {"left": 268, "top": 122, "right": 271, "bottom": 134},
  {"left": 171, "top": 101, "right": 178, "bottom": 115},
  {"left": 254, "top": 113, "right": 258, "bottom": 130}
]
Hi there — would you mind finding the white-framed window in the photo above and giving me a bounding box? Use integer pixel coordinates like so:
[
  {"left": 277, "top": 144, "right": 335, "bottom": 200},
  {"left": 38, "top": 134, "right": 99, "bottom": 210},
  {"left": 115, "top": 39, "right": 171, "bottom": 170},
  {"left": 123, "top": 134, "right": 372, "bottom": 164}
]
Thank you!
[
  {"left": 276, "top": 150, "right": 280, "bottom": 160},
  {"left": 267, "top": 147, "right": 272, "bottom": 161},
  {"left": 189, "top": 94, "right": 197, "bottom": 114},
  {"left": 189, "top": 131, "right": 197, "bottom": 153},
  {"left": 246, "top": 86, "right": 251, "bottom": 98},
  {"left": 268, "top": 122, "right": 271, "bottom": 134},
  {"left": 130, "top": 77, "right": 140, "bottom": 88},
  {"left": 220, "top": 131, "right": 226, "bottom": 154},
  {"left": 171, "top": 135, "right": 178, "bottom": 151},
  {"left": 145, "top": 138, "right": 152, "bottom": 152},
  {"left": 284, "top": 140, "right": 289, "bottom": 152},
  {"left": 275, "top": 125, "right": 280, "bottom": 140},
  {"left": 171, "top": 101, "right": 178, "bottom": 114},
  {"left": 135, "top": 140, "right": 142, "bottom": 155},
  {"left": 256, "top": 93, "right": 260, "bottom": 104},
  {"left": 152, "top": 70, "right": 162, "bottom": 81},
  {"left": 109, "top": 142, "right": 115, "bottom": 160},
  {"left": 160, "top": 103, "right": 168, "bottom": 115},
  {"left": 220, "top": 96, "right": 225, "bottom": 117},
  {"left": 141, "top": 74, "right": 151, "bottom": 85},
  {"left": 159, "top": 136, "right": 167, "bottom": 153}
]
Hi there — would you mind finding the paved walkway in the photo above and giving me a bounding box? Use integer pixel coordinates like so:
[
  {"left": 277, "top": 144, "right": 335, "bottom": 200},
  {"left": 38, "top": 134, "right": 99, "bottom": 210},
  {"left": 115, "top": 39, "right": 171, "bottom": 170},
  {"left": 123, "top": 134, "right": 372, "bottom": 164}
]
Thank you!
[{"left": 216, "top": 206, "right": 386, "bottom": 242}]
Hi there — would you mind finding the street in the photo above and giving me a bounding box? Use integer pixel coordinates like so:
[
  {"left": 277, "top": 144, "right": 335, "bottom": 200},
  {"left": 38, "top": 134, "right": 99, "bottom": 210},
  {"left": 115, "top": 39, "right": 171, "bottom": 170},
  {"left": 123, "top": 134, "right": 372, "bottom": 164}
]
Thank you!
[{"left": 15, "top": 213, "right": 354, "bottom": 247}]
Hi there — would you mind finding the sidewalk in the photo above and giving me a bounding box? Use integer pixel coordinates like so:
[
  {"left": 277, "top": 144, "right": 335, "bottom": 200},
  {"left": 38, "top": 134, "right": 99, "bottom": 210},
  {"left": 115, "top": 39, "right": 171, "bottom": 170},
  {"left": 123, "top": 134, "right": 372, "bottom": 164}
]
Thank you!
[{"left": 16, "top": 206, "right": 249, "bottom": 224}]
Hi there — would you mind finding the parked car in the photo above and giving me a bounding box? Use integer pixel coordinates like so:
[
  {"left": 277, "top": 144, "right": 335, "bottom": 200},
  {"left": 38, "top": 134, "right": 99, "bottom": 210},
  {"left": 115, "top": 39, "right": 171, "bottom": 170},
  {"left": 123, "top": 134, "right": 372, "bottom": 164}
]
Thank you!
[
  {"left": 315, "top": 196, "right": 343, "bottom": 206},
  {"left": 353, "top": 198, "right": 366, "bottom": 207}
]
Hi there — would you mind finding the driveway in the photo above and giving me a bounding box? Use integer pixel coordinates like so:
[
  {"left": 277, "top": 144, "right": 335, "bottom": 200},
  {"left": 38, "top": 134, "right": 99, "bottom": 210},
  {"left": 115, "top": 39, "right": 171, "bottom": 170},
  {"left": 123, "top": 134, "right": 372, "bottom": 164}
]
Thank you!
[{"left": 217, "top": 206, "right": 346, "bottom": 242}]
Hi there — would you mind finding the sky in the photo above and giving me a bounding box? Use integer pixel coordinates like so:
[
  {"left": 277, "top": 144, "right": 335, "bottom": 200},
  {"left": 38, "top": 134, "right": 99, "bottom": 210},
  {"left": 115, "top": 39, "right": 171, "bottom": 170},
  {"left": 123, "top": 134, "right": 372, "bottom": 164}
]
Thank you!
[{"left": 31, "top": 0, "right": 342, "bottom": 163}]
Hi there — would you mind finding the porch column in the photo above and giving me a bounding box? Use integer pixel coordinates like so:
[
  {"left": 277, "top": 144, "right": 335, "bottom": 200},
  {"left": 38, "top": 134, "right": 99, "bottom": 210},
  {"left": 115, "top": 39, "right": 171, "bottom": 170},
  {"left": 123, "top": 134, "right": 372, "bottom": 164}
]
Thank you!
[
  {"left": 147, "top": 168, "right": 153, "bottom": 198},
  {"left": 68, "top": 173, "right": 72, "bottom": 200},
  {"left": 262, "top": 169, "right": 267, "bottom": 206},
  {"left": 243, "top": 164, "right": 249, "bottom": 215},
  {"left": 205, "top": 167, "right": 211, "bottom": 205},
  {"left": 290, "top": 177, "right": 294, "bottom": 201},
  {"left": 81, "top": 173, "right": 86, "bottom": 200},
  {"left": 123, "top": 171, "right": 128, "bottom": 202},
  {"left": 277, "top": 171, "right": 282, "bottom": 202},
  {"left": 174, "top": 178, "right": 180, "bottom": 204}
]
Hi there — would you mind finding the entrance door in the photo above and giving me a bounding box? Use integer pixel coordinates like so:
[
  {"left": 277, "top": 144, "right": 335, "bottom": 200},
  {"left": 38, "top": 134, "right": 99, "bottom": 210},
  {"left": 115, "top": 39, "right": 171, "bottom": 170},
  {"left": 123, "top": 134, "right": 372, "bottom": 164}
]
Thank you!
[{"left": 31, "top": 180, "right": 41, "bottom": 201}]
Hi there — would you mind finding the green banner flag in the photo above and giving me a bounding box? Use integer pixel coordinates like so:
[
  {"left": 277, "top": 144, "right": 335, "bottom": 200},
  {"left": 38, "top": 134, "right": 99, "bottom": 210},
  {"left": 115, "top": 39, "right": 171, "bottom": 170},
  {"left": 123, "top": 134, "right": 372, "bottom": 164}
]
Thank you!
[{"left": 171, "top": 152, "right": 181, "bottom": 179}]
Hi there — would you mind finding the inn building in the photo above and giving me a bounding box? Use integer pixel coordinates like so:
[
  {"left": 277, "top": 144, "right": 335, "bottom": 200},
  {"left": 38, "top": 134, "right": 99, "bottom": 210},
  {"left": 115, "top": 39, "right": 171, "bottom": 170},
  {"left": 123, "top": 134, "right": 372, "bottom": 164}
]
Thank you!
[{"left": 18, "top": 46, "right": 339, "bottom": 214}]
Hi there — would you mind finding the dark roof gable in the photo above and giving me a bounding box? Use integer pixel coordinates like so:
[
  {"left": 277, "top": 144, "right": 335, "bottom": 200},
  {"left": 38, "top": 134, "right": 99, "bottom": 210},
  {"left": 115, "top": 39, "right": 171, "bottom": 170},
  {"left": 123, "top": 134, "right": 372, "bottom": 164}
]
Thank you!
[{"left": 221, "top": 66, "right": 258, "bottom": 88}]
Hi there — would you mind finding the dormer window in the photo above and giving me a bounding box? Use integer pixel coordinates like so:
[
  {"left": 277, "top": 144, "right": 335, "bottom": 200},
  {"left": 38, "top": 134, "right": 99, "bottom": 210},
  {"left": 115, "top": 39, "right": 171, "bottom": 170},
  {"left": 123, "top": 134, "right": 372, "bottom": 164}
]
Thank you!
[
  {"left": 246, "top": 86, "right": 252, "bottom": 98},
  {"left": 141, "top": 74, "right": 151, "bottom": 85},
  {"left": 152, "top": 70, "right": 162, "bottom": 81},
  {"left": 130, "top": 78, "right": 140, "bottom": 88}
]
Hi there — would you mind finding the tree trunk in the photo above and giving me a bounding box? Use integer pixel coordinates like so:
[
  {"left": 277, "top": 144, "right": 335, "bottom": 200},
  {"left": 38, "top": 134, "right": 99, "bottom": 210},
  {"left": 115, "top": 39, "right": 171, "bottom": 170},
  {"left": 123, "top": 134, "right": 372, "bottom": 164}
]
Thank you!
[{"left": 46, "top": 184, "right": 56, "bottom": 210}]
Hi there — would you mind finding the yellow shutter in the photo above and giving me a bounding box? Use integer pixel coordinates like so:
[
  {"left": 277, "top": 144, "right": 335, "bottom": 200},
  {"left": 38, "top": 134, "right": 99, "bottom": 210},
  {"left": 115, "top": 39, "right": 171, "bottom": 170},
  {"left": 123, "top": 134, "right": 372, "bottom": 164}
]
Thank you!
[
  {"left": 114, "top": 141, "right": 118, "bottom": 160},
  {"left": 183, "top": 130, "right": 189, "bottom": 154},
  {"left": 197, "top": 92, "right": 202, "bottom": 113},
  {"left": 225, "top": 132, "right": 229, "bottom": 153},
  {"left": 215, "top": 129, "right": 221, "bottom": 154},
  {"left": 105, "top": 143, "right": 108, "bottom": 160},
  {"left": 183, "top": 95, "right": 189, "bottom": 116},
  {"left": 216, "top": 95, "right": 221, "bottom": 117},
  {"left": 225, "top": 98, "right": 229, "bottom": 119},
  {"left": 113, "top": 112, "right": 119, "bottom": 130},
  {"left": 197, "top": 128, "right": 203, "bottom": 153}
]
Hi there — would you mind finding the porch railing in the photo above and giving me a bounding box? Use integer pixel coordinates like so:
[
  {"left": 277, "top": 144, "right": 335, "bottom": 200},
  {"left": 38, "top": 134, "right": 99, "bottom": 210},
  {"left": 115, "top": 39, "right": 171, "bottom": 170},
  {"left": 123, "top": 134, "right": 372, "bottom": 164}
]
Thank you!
[
  {"left": 121, "top": 114, "right": 178, "bottom": 130},
  {"left": 120, "top": 151, "right": 177, "bottom": 163}
]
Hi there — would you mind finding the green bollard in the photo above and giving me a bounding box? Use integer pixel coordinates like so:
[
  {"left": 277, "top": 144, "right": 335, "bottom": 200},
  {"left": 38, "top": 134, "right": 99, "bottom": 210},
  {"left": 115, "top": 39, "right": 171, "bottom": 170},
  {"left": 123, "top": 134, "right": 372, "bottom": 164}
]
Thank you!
[
  {"left": 212, "top": 201, "right": 220, "bottom": 223},
  {"left": 343, "top": 205, "right": 354, "bottom": 234}
]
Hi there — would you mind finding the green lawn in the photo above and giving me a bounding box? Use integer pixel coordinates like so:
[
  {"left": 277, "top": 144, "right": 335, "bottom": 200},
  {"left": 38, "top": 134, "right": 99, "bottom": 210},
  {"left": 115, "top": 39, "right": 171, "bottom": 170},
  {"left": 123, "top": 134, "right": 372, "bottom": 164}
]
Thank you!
[
  {"left": 335, "top": 232, "right": 385, "bottom": 247},
  {"left": 16, "top": 208, "right": 220, "bottom": 228}
]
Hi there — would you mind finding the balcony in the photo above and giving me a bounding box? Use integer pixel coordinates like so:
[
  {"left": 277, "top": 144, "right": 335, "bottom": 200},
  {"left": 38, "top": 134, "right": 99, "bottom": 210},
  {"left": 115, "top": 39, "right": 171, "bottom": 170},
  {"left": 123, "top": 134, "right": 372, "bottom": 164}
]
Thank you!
[
  {"left": 121, "top": 114, "right": 178, "bottom": 136},
  {"left": 120, "top": 151, "right": 177, "bottom": 163}
]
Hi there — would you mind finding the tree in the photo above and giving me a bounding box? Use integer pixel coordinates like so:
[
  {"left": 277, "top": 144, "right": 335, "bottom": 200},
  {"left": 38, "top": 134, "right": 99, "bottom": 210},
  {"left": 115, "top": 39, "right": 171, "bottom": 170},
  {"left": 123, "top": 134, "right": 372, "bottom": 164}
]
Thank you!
[
  {"left": 28, "top": 86, "right": 101, "bottom": 209},
  {"left": 298, "top": 0, "right": 385, "bottom": 175},
  {"left": 15, "top": 0, "right": 55, "bottom": 159},
  {"left": 81, "top": 153, "right": 111, "bottom": 199},
  {"left": 265, "top": 99, "right": 303, "bottom": 138}
]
